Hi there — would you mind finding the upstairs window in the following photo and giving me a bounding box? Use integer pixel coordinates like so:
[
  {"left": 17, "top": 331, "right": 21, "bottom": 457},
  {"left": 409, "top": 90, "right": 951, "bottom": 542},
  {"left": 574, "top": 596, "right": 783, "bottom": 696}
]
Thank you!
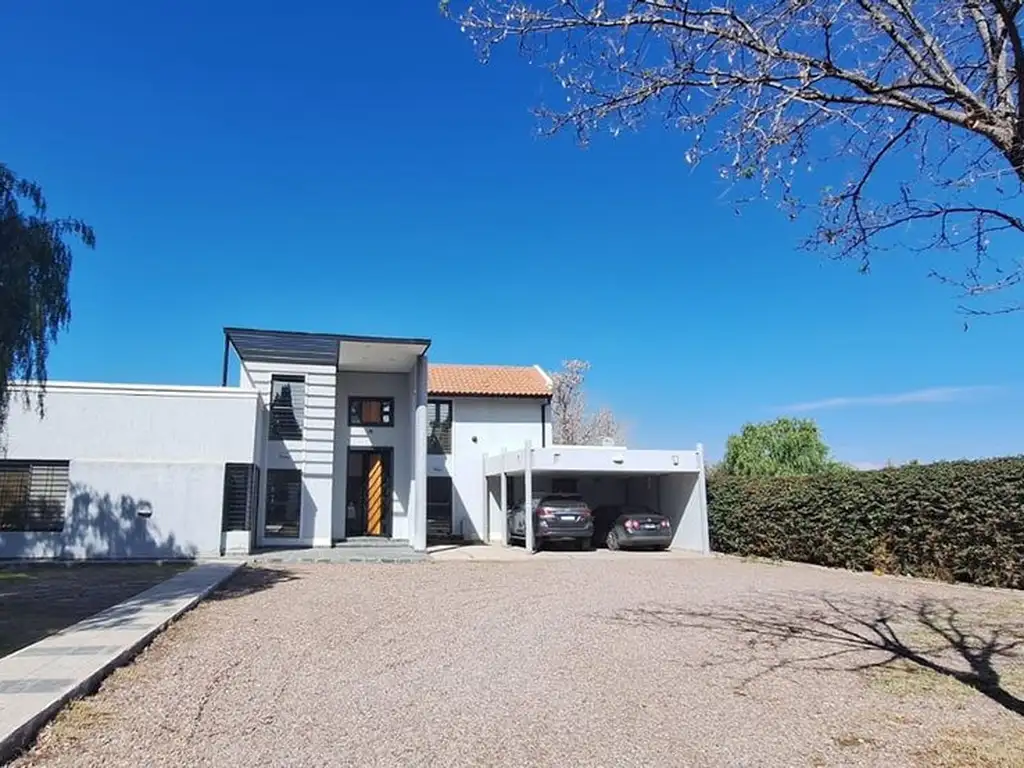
[
  {"left": 269, "top": 375, "right": 305, "bottom": 441},
  {"left": 349, "top": 397, "right": 394, "bottom": 427},
  {"left": 427, "top": 400, "right": 452, "bottom": 455},
  {"left": 0, "top": 460, "right": 70, "bottom": 532}
]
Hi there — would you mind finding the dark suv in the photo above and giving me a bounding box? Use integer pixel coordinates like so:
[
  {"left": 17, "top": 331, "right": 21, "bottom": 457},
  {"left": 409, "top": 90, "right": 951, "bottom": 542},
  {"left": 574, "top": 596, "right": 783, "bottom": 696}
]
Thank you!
[{"left": 506, "top": 492, "right": 594, "bottom": 551}]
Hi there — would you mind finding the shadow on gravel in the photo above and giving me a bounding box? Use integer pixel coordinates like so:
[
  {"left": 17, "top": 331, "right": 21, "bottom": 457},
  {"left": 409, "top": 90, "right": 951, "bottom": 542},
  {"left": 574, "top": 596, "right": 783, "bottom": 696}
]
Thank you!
[
  {"left": 610, "top": 595, "right": 1024, "bottom": 717},
  {"left": 205, "top": 565, "right": 300, "bottom": 602}
]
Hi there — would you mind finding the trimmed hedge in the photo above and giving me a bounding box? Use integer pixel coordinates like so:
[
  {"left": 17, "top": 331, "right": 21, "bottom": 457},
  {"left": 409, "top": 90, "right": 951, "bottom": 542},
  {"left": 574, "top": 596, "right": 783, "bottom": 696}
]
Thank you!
[{"left": 707, "top": 457, "right": 1024, "bottom": 589}]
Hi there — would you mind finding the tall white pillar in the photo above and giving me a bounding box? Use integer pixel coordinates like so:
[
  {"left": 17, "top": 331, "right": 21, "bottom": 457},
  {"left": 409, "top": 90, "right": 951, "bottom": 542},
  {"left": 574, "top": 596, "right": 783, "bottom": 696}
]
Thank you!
[
  {"left": 482, "top": 453, "right": 490, "bottom": 543},
  {"left": 524, "top": 440, "right": 535, "bottom": 553},
  {"left": 500, "top": 470, "right": 508, "bottom": 546},
  {"left": 412, "top": 355, "right": 429, "bottom": 551},
  {"left": 695, "top": 442, "right": 710, "bottom": 554}
]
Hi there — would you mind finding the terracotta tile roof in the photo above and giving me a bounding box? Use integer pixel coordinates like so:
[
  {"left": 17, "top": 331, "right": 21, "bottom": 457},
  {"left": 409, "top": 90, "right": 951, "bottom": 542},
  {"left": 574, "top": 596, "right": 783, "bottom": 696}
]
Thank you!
[{"left": 428, "top": 363, "right": 551, "bottom": 398}]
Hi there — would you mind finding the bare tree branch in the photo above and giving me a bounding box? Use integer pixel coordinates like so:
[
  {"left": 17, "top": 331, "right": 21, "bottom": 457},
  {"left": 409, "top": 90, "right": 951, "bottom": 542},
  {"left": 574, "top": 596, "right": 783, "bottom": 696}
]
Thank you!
[
  {"left": 550, "top": 359, "right": 627, "bottom": 445},
  {"left": 447, "top": 0, "right": 1024, "bottom": 314}
]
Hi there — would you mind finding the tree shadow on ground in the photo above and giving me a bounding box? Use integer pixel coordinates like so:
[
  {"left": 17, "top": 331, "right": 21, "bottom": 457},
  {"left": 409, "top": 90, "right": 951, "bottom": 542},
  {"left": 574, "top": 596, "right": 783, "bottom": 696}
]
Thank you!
[
  {"left": 205, "top": 564, "right": 300, "bottom": 602},
  {"left": 609, "top": 594, "right": 1024, "bottom": 717}
]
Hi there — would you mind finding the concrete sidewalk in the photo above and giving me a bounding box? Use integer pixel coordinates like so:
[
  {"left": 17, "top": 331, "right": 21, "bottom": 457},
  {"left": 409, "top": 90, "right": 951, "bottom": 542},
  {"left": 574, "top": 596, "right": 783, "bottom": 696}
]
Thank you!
[{"left": 0, "top": 560, "right": 242, "bottom": 764}]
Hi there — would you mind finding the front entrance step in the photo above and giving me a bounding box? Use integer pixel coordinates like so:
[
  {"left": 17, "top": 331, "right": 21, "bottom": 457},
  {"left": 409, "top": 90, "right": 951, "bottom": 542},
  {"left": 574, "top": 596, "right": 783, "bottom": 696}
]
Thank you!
[
  {"left": 333, "top": 537, "right": 410, "bottom": 549},
  {"left": 252, "top": 545, "right": 426, "bottom": 564}
]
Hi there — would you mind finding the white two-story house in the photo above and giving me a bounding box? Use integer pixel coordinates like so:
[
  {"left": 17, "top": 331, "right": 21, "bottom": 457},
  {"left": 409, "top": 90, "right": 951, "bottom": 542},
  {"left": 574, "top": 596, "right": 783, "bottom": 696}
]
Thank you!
[{"left": 0, "top": 325, "right": 708, "bottom": 560}]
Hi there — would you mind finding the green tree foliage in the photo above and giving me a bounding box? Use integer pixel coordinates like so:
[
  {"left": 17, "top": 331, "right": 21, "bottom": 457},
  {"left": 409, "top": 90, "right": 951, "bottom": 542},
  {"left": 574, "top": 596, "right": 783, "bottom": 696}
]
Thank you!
[
  {"left": 707, "top": 457, "right": 1024, "bottom": 589},
  {"left": 0, "top": 165, "right": 94, "bottom": 430},
  {"left": 721, "top": 417, "right": 837, "bottom": 478}
]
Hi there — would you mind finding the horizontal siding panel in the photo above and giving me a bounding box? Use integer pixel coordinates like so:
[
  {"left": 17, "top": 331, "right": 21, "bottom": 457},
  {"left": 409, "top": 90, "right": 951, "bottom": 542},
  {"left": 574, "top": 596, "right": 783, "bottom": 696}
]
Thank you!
[
  {"left": 303, "top": 424, "right": 336, "bottom": 437},
  {"left": 303, "top": 435, "right": 335, "bottom": 446},
  {"left": 305, "top": 388, "right": 336, "bottom": 399}
]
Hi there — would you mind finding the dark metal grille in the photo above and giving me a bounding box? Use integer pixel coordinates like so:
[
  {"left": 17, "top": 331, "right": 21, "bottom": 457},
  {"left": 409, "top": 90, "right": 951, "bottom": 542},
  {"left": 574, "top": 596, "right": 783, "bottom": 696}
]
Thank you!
[
  {"left": 427, "top": 400, "right": 452, "bottom": 455},
  {"left": 426, "top": 476, "right": 453, "bottom": 540},
  {"left": 269, "top": 375, "right": 305, "bottom": 441},
  {"left": 265, "top": 469, "right": 302, "bottom": 538},
  {"left": 221, "top": 463, "right": 259, "bottom": 532},
  {"left": 0, "top": 460, "right": 70, "bottom": 532}
]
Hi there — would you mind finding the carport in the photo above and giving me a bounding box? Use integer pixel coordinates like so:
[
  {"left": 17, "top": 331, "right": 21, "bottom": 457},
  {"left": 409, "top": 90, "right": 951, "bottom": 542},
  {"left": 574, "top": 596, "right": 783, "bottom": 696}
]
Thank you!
[{"left": 482, "top": 443, "right": 710, "bottom": 554}]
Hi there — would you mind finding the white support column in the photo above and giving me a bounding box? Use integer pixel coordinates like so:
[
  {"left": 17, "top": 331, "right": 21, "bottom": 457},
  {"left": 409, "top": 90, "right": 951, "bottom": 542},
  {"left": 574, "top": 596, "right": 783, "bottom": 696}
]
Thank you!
[
  {"left": 500, "top": 470, "right": 508, "bottom": 546},
  {"left": 482, "top": 452, "right": 490, "bottom": 543},
  {"left": 524, "top": 440, "right": 535, "bottom": 553},
  {"left": 412, "top": 355, "right": 429, "bottom": 552},
  {"left": 695, "top": 442, "right": 710, "bottom": 554}
]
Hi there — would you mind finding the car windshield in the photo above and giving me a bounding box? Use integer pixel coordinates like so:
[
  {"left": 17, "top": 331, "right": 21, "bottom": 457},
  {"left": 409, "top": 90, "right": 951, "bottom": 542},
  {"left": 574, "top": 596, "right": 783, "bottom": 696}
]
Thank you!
[{"left": 536, "top": 494, "right": 586, "bottom": 508}]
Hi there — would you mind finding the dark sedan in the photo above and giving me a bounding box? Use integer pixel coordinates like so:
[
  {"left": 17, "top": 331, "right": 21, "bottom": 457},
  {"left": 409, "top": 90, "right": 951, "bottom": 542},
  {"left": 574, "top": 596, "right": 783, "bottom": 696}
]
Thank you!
[
  {"left": 507, "top": 492, "right": 594, "bottom": 551},
  {"left": 592, "top": 504, "right": 673, "bottom": 551}
]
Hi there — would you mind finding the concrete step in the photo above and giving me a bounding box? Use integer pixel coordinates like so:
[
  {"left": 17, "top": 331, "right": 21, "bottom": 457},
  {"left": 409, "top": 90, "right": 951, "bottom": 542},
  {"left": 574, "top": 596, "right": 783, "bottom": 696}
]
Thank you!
[{"left": 332, "top": 537, "right": 411, "bottom": 549}]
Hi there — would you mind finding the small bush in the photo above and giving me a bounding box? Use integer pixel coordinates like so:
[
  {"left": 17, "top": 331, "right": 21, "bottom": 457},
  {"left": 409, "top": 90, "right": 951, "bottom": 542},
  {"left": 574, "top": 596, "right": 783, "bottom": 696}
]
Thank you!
[{"left": 707, "top": 457, "right": 1024, "bottom": 589}]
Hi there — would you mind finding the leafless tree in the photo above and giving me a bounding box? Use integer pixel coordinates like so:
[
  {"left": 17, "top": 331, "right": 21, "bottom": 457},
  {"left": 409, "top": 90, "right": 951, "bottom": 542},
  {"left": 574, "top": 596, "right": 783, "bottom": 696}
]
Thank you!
[
  {"left": 550, "top": 359, "right": 627, "bottom": 444},
  {"left": 446, "top": 0, "right": 1024, "bottom": 314}
]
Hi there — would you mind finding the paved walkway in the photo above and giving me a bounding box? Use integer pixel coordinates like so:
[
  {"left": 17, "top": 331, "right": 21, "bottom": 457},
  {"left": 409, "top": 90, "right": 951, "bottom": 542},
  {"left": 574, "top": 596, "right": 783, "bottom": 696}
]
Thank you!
[{"left": 0, "top": 561, "right": 242, "bottom": 764}]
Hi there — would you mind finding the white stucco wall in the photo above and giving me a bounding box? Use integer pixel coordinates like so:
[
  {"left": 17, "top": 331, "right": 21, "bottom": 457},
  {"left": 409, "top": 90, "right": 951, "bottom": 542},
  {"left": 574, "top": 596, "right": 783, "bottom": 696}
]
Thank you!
[
  {"left": 428, "top": 396, "right": 550, "bottom": 541},
  {"left": 0, "top": 382, "right": 258, "bottom": 559}
]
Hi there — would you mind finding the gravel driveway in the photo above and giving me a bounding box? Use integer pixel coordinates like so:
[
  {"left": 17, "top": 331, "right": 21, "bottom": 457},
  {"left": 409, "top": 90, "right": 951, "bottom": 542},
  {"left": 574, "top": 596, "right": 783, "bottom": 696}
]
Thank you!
[{"left": 15, "top": 557, "right": 1024, "bottom": 768}]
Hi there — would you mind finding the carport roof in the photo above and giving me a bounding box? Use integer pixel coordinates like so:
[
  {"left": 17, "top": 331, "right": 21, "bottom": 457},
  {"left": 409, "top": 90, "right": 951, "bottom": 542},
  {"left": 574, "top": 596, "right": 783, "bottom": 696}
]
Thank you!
[
  {"left": 486, "top": 446, "right": 703, "bottom": 476},
  {"left": 224, "top": 327, "right": 432, "bottom": 366}
]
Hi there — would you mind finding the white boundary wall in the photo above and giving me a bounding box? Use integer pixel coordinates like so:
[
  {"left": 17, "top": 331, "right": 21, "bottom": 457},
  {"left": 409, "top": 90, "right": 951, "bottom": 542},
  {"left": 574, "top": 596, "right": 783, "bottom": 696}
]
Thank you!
[{"left": 1, "top": 382, "right": 258, "bottom": 559}]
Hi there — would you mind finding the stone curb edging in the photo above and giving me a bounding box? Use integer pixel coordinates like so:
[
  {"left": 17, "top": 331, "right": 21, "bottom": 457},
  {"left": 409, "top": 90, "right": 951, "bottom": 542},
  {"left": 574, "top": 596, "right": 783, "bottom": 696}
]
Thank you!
[{"left": 0, "top": 562, "right": 243, "bottom": 765}]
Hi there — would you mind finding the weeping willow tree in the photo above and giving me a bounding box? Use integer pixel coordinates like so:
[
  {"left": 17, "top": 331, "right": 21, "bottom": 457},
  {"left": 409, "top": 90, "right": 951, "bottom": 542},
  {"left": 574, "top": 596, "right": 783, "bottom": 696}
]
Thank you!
[{"left": 0, "top": 164, "right": 94, "bottom": 432}]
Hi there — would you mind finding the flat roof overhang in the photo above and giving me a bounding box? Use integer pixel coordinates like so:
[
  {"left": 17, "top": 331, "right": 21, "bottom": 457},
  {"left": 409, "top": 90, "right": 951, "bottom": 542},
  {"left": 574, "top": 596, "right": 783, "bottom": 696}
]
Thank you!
[
  {"left": 485, "top": 446, "right": 702, "bottom": 476},
  {"left": 223, "top": 327, "right": 431, "bottom": 378}
]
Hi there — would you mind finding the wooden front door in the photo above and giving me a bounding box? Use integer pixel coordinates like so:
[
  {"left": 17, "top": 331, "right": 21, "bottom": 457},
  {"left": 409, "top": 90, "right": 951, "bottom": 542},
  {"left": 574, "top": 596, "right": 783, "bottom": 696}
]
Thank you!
[{"left": 346, "top": 449, "right": 393, "bottom": 537}]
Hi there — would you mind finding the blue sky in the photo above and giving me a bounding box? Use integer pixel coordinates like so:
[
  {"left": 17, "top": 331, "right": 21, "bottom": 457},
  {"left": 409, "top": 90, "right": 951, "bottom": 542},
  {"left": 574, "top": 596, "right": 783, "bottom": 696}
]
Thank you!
[{"left": 4, "top": 1, "right": 1022, "bottom": 465}]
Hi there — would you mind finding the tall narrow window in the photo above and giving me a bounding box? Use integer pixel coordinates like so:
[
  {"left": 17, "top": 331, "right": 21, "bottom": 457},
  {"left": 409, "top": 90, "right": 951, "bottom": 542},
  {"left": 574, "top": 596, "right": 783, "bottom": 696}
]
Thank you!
[
  {"left": 427, "top": 400, "right": 453, "bottom": 455},
  {"left": 0, "top": 460, "right": 70, "bottom": 532},
  {"left": 269, "top": 375, "right": 305, "bottom": 440},
  {"left": 264, "top": 469, "right": 301, "bottom": 538},
  {"left": 349, "top": 397, "right": 394, "bottom": 427},
  {"left": 427, "top": 476, "right": 453, "bottom": 540}
]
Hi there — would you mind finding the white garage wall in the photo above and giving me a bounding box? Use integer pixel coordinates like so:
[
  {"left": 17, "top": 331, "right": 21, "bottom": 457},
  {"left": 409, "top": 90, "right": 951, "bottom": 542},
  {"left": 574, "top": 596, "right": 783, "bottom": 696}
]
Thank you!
[
  {"left": 660, "top": 473, "right": 709, "bottom": 553},
  {"left": 1, "top": 382, "right": 258, "bottom": 559}
]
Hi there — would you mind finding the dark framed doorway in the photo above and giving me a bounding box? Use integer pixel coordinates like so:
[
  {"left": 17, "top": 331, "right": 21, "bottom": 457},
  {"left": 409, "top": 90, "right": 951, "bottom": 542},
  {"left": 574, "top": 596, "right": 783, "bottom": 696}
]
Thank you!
[{"left": 346, "top": 448, "right": 394, "bottom": 538}]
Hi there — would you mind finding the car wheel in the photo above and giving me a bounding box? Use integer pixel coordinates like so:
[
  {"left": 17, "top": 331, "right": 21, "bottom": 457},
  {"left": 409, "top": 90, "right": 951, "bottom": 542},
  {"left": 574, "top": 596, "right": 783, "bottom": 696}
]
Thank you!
[
  {"left": 578, "top": 538, "right": 592, "bottom": 552},
  {"left": 606, "top": 530, "right": 620, "bottom": 551}
]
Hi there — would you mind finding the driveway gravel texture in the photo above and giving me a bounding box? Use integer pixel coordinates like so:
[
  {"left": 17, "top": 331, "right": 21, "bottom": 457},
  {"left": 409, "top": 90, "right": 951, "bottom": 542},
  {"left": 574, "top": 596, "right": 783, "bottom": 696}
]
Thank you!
[{"left": 14, "top": 556, "right": 1024, "bottom": 768}]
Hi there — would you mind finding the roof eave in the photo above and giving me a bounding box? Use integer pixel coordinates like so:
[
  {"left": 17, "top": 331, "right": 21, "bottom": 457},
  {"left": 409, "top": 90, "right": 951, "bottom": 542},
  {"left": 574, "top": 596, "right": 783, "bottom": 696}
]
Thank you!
[{"left": 428, "top": 391, "right": 553, "bottom": 399}]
